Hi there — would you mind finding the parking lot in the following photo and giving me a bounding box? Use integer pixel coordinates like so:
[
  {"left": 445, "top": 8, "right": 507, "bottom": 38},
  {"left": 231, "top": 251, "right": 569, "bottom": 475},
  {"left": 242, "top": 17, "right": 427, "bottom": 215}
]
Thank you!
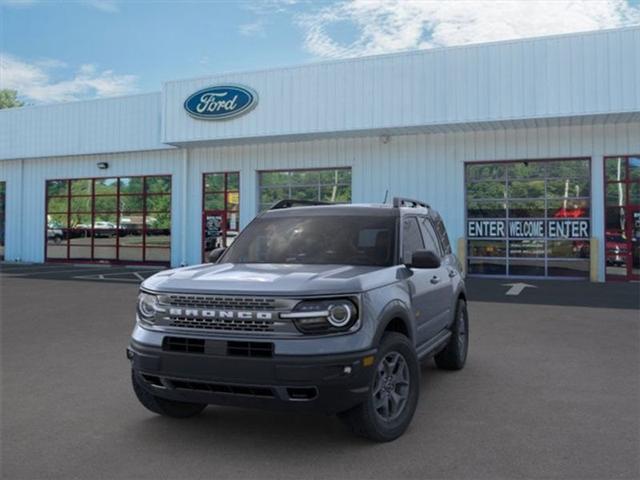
[{"left": 1, "top": 263, "right": 639, "bottom": 479}]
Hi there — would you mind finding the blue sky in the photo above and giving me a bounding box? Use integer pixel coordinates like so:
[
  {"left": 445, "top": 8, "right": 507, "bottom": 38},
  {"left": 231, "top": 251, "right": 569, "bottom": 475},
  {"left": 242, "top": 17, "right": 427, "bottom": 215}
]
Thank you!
[{"left": 2, "top": 0, "right": 639, "bottom": 104}]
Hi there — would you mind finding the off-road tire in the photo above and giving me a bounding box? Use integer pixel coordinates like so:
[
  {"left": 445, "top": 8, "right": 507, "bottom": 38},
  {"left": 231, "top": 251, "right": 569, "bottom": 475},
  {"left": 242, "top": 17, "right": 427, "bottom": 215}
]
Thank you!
[
  {"left": 339, "top": 332, "right": 419, "bottom": 442},
  {"left": 434, "top": 299, "right": 469, "bottom": 371},
  {"left": 132, "top": 370, "right": 206, "bottom": 418}
]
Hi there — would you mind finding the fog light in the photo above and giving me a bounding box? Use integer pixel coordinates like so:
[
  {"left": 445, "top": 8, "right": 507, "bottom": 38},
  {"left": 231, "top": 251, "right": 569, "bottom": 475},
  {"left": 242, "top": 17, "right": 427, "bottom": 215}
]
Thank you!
[{"left": 362, "top": 355, "right": 375, "bottom": 367}]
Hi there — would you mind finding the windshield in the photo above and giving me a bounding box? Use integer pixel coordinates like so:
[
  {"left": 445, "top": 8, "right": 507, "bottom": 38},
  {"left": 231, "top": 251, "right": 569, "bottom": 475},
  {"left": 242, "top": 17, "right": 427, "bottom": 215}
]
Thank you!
[{"left": 222, "top": 214, "right": 397, "bottom": 266}]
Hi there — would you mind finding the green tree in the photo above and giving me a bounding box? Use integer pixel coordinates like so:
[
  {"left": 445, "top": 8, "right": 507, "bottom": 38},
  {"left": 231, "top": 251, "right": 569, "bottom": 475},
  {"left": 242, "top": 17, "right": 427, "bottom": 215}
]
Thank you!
[{"left": 0, "top": 90, "right": 24, "bottom": 109}]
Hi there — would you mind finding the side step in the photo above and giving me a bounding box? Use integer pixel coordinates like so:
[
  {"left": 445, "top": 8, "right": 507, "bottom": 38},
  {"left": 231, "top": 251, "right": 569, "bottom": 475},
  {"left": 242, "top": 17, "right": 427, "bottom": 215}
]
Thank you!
[{"left": 416, "top": 330, "right": 452, "bottom": 360}]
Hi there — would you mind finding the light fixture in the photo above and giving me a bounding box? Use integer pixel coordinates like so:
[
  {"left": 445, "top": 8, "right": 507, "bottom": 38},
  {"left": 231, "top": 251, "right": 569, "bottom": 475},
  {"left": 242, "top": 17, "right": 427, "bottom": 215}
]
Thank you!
[{"left": 97, "top": 162, "right": 109, "bottom": 170}]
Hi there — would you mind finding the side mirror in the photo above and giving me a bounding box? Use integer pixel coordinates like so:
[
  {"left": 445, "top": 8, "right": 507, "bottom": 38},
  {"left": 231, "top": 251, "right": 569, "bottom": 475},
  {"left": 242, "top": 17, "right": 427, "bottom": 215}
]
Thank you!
[
  {"left": 408, "top": 250, "right": 441, "bottom": 269},
  {"left": 208, "top": 248, "right": 226, "bottom": 263}
]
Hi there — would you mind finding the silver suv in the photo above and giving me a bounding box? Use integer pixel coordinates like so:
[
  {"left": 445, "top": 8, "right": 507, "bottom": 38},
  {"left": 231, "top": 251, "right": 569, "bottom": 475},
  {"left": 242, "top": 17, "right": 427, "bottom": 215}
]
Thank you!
[{"left": 128, "top": 197, "right": 468, "bottom": 441}]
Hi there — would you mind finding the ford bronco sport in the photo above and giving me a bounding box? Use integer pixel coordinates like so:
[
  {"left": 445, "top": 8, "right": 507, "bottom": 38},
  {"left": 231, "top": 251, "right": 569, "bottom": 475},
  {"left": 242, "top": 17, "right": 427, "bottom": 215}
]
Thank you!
[{"left": 128, "top": 197, "right": 469, "bottom": 442}]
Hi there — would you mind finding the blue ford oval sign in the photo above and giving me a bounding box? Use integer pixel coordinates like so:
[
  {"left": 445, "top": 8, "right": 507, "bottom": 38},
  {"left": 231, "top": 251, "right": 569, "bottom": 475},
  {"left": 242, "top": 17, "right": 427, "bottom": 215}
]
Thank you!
[{"left": 184, "top": 85, "right": 258, "bottom": 120}]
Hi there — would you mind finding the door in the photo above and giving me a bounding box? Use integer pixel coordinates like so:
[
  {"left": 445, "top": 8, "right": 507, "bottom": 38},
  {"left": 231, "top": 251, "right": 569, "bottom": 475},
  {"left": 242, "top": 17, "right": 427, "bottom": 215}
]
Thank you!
[
  {"left": 402, "top": 217, "right": 450, "bottom": 346},
  {"left": 202, "top": 172, "right": 240, "bottom": 262},
  {"left": 630, "top": 208, "right": 640, "bottom": 280}
]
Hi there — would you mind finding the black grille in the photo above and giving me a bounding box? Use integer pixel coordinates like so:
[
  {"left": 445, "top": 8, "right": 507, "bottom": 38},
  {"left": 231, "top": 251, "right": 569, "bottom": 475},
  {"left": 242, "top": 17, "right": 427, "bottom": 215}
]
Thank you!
[
  {"left": 227, "top": 341, "right": 274, "bottom": 358},
  {"left": 166, "top": 295, "right": 277, "bottom": 311},
  {"left": 162, "top": 337, "right": 205, "bottom": 353},
  {"left": 170, "top": 379, "right": 274, "bottom": 398},
  {"left": 168, "top": 317, "right": 274, "bottom": 332}
]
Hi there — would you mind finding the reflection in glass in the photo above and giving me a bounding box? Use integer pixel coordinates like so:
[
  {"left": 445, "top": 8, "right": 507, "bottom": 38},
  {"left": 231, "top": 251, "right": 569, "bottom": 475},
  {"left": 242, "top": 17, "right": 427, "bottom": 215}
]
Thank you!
[
  {"left": 508, "top": 240, "right": 545, "bottom": 257},
  {"left": 467, "top": 200, "right": 506, "bottom": 218},
  {"left": 468, "top": 259, "right": 506, "bottom": 275},
  {"left": 94, "top": 178, "right": 118, "bottom": 195},
  {"left": 509, "top": 259, "right": 545, "bottom": 276},
  {"left": 468, "top": 240, "right": 506, "bottom": 257},
  {"left": 547, "top": 260, "right": 589, "bottom": 277},
  {"left": 606, "top": 183, "right": 626, "bottom": 206},
  {"left": 605, "top": 157, "right": 626, "bottom": 181},
  {"left": 548, "top": 240, "right": 590, "bottom": 258},
  {"left": 119, "top": 247, "right": 143, "bottom": 261},
  {"left": 466, "top": 182, "right": 506, "bottom": 200}
]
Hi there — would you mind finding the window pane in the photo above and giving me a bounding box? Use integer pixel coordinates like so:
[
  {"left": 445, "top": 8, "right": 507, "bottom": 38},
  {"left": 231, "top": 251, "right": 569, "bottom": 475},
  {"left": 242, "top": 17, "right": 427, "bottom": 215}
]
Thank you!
[
  {"left": 94, "top": 214, "right": 117, "bottom": 225},
  {"left": 547, "top": 160, "right": 589, "bottom": 178},
  {"left": 320, "top": 185, "right": 351, "bottom": 203},
  {"left": 120, "top": 195, "right": 144, "bottom": 213},
  {"left": 468, "top": 240, "right": 506, "bottom": 257},
  {"left": 290, "top": 186, "right": 319, "bottom": 201},
  {"left": 47, "top": 213, "right": 68, "bottom": 229},
  {"left": 227, "top": 172, "right": 240, "bottom": 190},
  {"left": 94, "top": 196, "right": 117, "bottom": 212},
  {"left": 508, "top": 200, "right": 545, "bottom": 218},
  {"left": 630, "top": 157, "right": 640, "bottom": 180},
  {"left": 508, "top": 180, "right": 545, "bottom": 198},
  {"left": 507, "top": 162, "right": 545, "bottom": 178},
  {"left": 47, "top": 197, "right": 68, "bottom": 213},
  {"left": 69, "top": 245, "right": 92, "bottom": 260},
  {"left": 120, "top": 177, "right": 143, "bottom": 194},
  {"left": 605, "top": 207, "right": 626, "bottom": 231},
  {"left": 145, "top": 230, "right": 171, "bottom": 248},
  {"left": 548, "top": 240, "right": 590, "bottom": 259},
  {"left": 46, "top": 233, "right": 68, "bottom": 258},
  {"left": 226, "top": 192, "right": 239, "bottom": 211},
  {"left": 630, "top": 183, "right": 639, "bottom": 205},
  {"left": 204, "top": 193, "right": 224, "bottom": 210},
  {"left": 94, "top": 178, "right": 118, "bottom": 195},
  {"left": 145, "top": 176, "right": 171, "bottom": 194},
  {"left": 468, "top": 258, "right": 506, "bottom": 275},
  {"left": 605, "top": 157, "right": 626, "bottom": 181},
  {"left": 547, "top": 260, "right": 589, "bottom": 277},
  {"left": 119, "top": 247, "right": 143, "bottom": 261},
  {"left": 69, "top": 214, "right": 92, "bottom": 229},
  {"left": 93, "top": 231, "right": 117, "bottom": 245},
  {"left": 508, "top": 240, "right": 545, "bottom": 258},
  {"left": 70, "top": 197, "right": 92, "bottom": 213},
  {"left": 467, "top": 200, "right": 506, "bottom": 218},
  {"left": 547, "top": 179, "right": 590, "bottom": 198},
  {"left": 70, "top": 179, "right": 92, "bottom": 195},
  {"left": 146, "top": 194, "right": 171, "bottom": 212},
  {"left": 94, "top": 246, "right": 117, "bottom": 260},
  {"left": 119, "top": 230, "right": 143, "bottom": 248},
  {"left": 508, "top": 259, "right": 545, "bottom": 276},
  {"left": 146, "top": 214, "right": 171, "bottom": 230},
  {"left": 466, "top": 181, "right": 506, "bottom": 200},
  {"left": 402, "top": 217, "right": 424, "bottom": 264},
  {"left": 204, "top": 173, "right": 224, "bottom": 192},
  {"left": 47, "top": 180, "right": 68, "bottom": 196},
  {"left": 548, "top": 199, "right": 590, "bottom": 218},
  {"left": 466, "top": 164, "right": 506, "bottom": 181},
  {"left": 290, "top": 170, "right": 320, "bottom": 185},
  {"left": 145, "top": 248, "right": 170, "bottom": 263},
  {"left": 606, "top": 183, "right": 626, "bottom": 206},
  {"left": 260, "top": 171, "right": 290, "bottom": 186}
]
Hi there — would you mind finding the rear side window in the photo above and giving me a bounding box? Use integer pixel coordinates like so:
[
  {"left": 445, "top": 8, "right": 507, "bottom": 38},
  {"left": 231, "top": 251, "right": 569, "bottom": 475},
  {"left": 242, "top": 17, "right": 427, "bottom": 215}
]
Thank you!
[
  {"left": 402, "top": 217, "right": 424, "bottom": 264},
  {"left": 420, "top": 217, "right": 442, "bottom": 257},
  {"left": 433, "top": 217, "right": 452, "bottom": 255}
]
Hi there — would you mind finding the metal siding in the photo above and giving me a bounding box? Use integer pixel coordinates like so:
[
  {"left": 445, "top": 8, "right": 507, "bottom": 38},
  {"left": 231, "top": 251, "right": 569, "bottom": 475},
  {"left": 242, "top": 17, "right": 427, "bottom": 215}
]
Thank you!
[
  {"left": 162, "top": 28, "right": 640, "bottom": 145},
  {"left": 0, "top": 93, "right": 170, "bottom": 161}
]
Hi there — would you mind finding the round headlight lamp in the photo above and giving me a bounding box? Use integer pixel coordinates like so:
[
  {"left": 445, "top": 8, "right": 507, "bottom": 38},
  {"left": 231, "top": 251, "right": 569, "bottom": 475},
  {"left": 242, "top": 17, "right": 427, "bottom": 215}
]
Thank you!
[
  {"left": 137, "top": 292, "right": 158, "bottom": 322},
  {"left": 327, "top": 303, "right": 353, "bottom": 327}
]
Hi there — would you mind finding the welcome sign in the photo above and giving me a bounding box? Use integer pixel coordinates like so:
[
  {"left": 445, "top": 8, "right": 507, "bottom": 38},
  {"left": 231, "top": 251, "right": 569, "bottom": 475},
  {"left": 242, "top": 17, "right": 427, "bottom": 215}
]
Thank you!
[
  {"left": 467, "top": 219, "right": 590, "bottom": 239},
  {"left": 184, "top": 85, "right": 258, "bottom": 120}
]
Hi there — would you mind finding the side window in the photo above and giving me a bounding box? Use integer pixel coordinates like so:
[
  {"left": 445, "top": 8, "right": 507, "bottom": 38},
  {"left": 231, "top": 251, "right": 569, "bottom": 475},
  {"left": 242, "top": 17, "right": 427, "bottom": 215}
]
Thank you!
[
  {"left": 420, "top": 217, "right": 442, "bottom": 257},
  {"left": 434, "top": 217, "right": 452, "bottom": 255},
  {"left": 402, "top": 217, "right": 424, "bottom": 264}
]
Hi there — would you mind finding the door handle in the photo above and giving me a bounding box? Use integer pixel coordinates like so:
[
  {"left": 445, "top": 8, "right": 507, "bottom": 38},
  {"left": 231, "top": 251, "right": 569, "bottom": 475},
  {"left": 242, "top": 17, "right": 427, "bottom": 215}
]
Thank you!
[
  {"left": 430, "top": 275, "right": 440, "bottom": 284},
  {"left": 448, "top": 269, "right": 457, "bottom": 278}
]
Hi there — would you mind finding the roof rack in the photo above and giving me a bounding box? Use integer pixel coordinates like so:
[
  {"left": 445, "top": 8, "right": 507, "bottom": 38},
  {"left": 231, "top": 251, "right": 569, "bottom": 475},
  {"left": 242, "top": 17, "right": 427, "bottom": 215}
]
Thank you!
[
  {"left": 269, "top": 199, "right": 333, "bottom": 210},
  {"left": 392, "top": 196, "right": 430, "bottom": 209}
]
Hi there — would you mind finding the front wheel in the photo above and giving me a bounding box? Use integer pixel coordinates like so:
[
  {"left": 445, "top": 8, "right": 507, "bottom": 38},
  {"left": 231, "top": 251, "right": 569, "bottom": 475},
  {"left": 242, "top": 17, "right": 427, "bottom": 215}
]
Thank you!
[
  {"left": 434, "top": 299, "right": 469, "bottom": 371},
  {"left": 131, "top": 370, "right": 206, "bottom": 418},
  {"left": 339, "top": 332, "right": 419, "bottom": 442}
]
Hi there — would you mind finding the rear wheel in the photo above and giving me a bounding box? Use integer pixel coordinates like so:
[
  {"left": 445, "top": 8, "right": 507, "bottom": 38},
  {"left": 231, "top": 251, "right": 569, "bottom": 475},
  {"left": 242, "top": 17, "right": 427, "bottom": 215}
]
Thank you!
[
  {"left": 339, "top": 332, "right": 419, "bottom": 442},
  {"left": 131, "top": 370, "right": 206, "bottom": 418},
  {"left": 434, "top": 299, "right": 469, "bottom": 371}
]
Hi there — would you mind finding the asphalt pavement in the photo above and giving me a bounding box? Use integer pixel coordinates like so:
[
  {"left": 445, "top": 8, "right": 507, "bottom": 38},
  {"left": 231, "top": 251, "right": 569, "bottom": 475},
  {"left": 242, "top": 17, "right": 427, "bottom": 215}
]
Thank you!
[{"left": 1, "top": 265, "right": 639, "bottom": 479}]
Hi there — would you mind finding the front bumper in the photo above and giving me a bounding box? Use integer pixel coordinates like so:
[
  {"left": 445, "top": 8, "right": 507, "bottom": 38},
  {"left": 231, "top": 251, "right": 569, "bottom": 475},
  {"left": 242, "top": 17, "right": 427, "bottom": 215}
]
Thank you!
[{"left": 128, "top": 338, "right": 377, "bottom": 415}]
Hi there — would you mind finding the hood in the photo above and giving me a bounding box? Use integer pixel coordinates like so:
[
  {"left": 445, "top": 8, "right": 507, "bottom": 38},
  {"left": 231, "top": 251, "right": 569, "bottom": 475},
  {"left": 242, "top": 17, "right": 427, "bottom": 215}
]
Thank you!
[{"left": 142, "top": 262, "right": 400, "bottom": 296}]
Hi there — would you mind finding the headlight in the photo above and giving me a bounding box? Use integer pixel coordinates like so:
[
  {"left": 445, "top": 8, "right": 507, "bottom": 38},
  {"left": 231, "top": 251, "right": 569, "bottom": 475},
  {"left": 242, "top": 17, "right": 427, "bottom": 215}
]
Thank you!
[
  {"left": 281, "top": 299, "right": 359, "bottom": 334},
  {"left": 137, "top": 292, "right": 159, "bottom": 325}
]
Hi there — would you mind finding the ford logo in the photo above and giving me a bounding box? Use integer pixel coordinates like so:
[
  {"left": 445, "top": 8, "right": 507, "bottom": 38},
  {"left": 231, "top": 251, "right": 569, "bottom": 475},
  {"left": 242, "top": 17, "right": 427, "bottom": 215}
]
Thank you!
[{"left": 184, "top": 85, "right": 258, "bottom": 120}]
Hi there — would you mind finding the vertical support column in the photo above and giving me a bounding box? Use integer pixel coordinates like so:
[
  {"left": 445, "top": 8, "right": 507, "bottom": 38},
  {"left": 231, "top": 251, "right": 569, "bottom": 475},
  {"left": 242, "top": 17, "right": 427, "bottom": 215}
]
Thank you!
[
  {"left": 239, "top": 166, "right": 257, "bottom": 230},
  {"left": 457, "top": 237, "right": 466, "bottom": 275},
  {"left": 180, "top": 149, "right": 188, "bottom": 267},
  {"left": 591, "top": 155, "right": 605, "bottom": 282}
]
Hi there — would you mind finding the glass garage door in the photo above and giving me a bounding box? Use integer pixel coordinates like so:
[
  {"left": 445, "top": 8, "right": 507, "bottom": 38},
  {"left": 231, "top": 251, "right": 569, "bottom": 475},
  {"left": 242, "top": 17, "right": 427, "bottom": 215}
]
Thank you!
[
  {"left": 465, "top": 159, "right": 591, "bottom": 278},
  {"left": 46, "top": 176, "right": 171, "bottom": 264}
]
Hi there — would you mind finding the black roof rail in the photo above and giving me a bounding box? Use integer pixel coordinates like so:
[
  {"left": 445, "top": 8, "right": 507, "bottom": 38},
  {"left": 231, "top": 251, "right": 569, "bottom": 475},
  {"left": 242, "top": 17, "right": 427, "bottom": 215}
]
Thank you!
[
  {"left": 392, "top": 197, "right": 430, "bottom": 209},
  {"left": 269, "top": 199, "right": 333, "bottom": 210}
]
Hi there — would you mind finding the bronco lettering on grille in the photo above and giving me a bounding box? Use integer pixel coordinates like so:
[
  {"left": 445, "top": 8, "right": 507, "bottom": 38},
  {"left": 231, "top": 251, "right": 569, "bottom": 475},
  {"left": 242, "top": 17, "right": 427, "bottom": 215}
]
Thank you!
[{"left": 168, "top": 308, "right": 273, "bottom": 321}]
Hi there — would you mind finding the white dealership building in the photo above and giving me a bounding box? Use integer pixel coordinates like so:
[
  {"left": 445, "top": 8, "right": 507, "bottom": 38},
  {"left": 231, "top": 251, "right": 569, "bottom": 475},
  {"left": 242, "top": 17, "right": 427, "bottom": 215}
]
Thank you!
[{"left": 1, "top": 27, "right": 639, "bottom": 281}]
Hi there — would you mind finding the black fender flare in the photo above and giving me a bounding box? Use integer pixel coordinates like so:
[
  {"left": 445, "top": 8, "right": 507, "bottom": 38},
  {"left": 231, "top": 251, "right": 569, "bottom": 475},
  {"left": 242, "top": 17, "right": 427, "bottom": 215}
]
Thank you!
[{"left": 372, "top": 299, "right": 415, "bottom": 347}]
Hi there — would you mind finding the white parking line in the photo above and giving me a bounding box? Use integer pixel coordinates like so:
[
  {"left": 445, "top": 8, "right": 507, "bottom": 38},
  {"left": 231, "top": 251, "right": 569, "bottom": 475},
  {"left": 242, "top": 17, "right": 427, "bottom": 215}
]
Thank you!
[
  {"left": 0, "top": 267, "right": 112, "bottom": 276},
  {"left": 133, "top": 272, "right": 145, "bottom": 281}
]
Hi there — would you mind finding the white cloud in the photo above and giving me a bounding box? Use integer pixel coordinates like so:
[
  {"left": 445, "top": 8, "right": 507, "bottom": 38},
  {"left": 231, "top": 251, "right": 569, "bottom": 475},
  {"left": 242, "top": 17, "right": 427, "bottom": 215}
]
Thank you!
[
  {"left": 298, "top": 0, "right": 640, "bottom": 58},
  {"left": 239, "top": 19, "right": 266, "bottom": 36},
  {"left": 0, "top": 52, "right": 138, "bottom": 103}
]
